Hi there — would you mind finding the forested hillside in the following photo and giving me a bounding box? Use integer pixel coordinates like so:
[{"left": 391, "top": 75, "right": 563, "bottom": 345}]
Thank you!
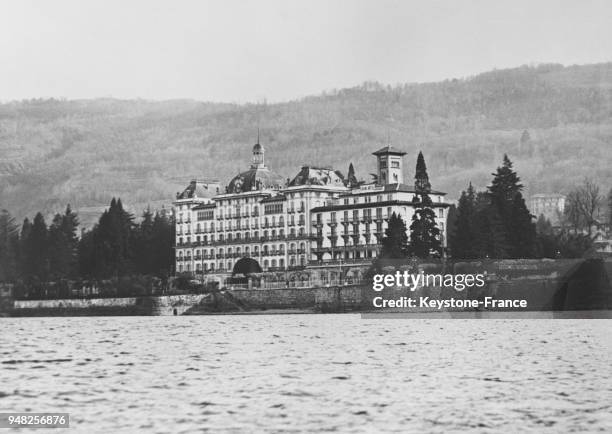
[{"left": 1, "top": 63, "right": 611, "bottom": 228}]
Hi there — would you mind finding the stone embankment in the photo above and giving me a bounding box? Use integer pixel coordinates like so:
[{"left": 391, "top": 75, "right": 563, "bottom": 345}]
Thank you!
[{"left": 5, "top": 258, "right": 612, "bottom": 316}]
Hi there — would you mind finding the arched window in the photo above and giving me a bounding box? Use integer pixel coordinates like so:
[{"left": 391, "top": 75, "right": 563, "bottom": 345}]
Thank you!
[
  {"left": 271, "top": 259, "right": 277, "bottom": 268},
  {"left": 279, "top": 258, "right": 285, "bottom": 268},
  {"left": 263, "top": 259, "right": 269, "bottom": 269}
]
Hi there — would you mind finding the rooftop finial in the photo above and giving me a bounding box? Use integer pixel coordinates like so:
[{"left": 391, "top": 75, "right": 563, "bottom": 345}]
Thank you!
[{"left": 257, "top": 127, "right": 260, "bottom": 145}]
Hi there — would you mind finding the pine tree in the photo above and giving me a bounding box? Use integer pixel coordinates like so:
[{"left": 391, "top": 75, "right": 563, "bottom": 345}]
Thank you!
[
  {"left": 135, "top": 207, "right": 155, "bottom": 274},
  {"left": 0, "top": 210, "right": 20, "bottom": 282},
  {"left": 48, "top": 213, "right": 69, "bottom": 280},
  {"left": 151, "top": 208, "right": 175, "bottom": 277},
  {"left": 19, "top": 218, "right": 32, "bottom": 278},
  {"left": 487, "top": 155, "right": 536, "bottom": 258},
  {"left": 47, "top": 205, "right": 79, "bottom": 280},
  {"left": 408, "top": 152, "right": 441, "bottom": 258},
  {"left": 84, "top": 198, "right": 136, "bottom": 278},
  {"left": 473, "top": 192, "right": 510, "bottom": 258},
  {"left": 61, "top": 205, "right": 79, "bottom": 277},
  {"left": 22, "top": 213, "right": 49, "bottom": 281},
  {"left": 408, "top": 194, "right": 442, "bottom": 258},
  {"left": 380, "top": 212, "right": 409, "bottom": 258},
  {"left": 450, "top": 183, "right": 478, "bottom": 258}
]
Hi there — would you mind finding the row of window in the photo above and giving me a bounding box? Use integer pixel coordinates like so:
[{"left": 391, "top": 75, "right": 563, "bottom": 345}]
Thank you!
[
  {"left": 317, "top": 207, "right": 445, "bottom": 223},
  {"left": 177, "top": 242, "right": 307, "bottom": 259},
  {"left": 176, "top": 256, "right": 307, "bottom": 273},
  {"left": 177, "top": 227, "right": 309, "bottom": 244}
]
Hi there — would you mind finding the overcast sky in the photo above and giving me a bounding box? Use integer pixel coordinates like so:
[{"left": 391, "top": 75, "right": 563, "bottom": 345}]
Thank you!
[{"left": 1, "top": 0, "right": 611, "bottom": 102}]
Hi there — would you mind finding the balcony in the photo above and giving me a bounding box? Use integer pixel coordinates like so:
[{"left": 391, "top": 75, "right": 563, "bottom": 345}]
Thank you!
[{"left": 308, "top": 258, "right": 374, "bottom": 266}]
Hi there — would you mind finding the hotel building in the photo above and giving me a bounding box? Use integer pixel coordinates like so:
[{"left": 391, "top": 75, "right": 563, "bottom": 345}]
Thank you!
[{"left": 173, "top": 141, "right": 450, "bottom": 284}]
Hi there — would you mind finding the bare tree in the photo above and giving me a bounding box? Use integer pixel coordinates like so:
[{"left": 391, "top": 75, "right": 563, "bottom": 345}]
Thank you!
[
  {"left": 565, "top": 179, "right": 602, "bottom": 236},
  {"left": 564, "top": 190, "right": 584, "bottom": 233}
]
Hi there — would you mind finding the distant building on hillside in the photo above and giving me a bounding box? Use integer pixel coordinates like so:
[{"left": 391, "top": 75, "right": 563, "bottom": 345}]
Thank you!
[{"left": 530, "top": 193, "right": 566, "bottom": 225}]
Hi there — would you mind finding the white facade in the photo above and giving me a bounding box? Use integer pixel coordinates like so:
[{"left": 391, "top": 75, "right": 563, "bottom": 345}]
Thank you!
[{"left": 173, "top": 143, "right": 450, "bottom": 278}]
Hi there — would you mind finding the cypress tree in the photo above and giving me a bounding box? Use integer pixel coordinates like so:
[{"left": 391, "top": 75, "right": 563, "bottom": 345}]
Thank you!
[
  {"left": 380, "top": 212, "right": 409, "bottom": 258},
  {"left": 414, "top": 151, "right": 431, "bottom": 192},
  {"left": 347, "top": 163, "right": 358, "bottom": 187}
]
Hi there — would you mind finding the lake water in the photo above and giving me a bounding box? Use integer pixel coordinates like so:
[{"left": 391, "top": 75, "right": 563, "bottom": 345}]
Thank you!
[{"left": 1, "top": 315, "right": 611, "bottom": 433}]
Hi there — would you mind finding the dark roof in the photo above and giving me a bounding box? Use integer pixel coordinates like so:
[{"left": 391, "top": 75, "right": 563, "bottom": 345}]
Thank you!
[
  {"left": 227, "top": 166, "right": 285, "bottom": 194},
  {"left": 176, "top": 180, "right": 220, "bottom": 200},
  {"left": 288, "top": 166, "right": 346, "bottom": 187},
  {"left": 372, "top": 146, "right": 407, "bottom": 156}
]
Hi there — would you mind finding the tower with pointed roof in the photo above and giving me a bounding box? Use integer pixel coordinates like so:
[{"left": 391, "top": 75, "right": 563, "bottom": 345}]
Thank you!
[{"left": 372, "top": 145, "right": 407, "bottom": 186}]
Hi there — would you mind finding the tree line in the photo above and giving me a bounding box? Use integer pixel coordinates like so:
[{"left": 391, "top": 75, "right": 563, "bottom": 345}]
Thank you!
[
  {"left": 0, "top": 199, "right": 175, "bottom": 288},
  {"left": 378, "top": 153, "right": 607, "bottom": 261},
  {"left": 449, "top": 157, "right": 607, "bottom": 259}
]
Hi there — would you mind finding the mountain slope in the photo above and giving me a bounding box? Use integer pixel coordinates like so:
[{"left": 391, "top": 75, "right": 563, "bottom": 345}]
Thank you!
[{"left": 1, "top": 63, "right": 611, "bottom": 228}]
